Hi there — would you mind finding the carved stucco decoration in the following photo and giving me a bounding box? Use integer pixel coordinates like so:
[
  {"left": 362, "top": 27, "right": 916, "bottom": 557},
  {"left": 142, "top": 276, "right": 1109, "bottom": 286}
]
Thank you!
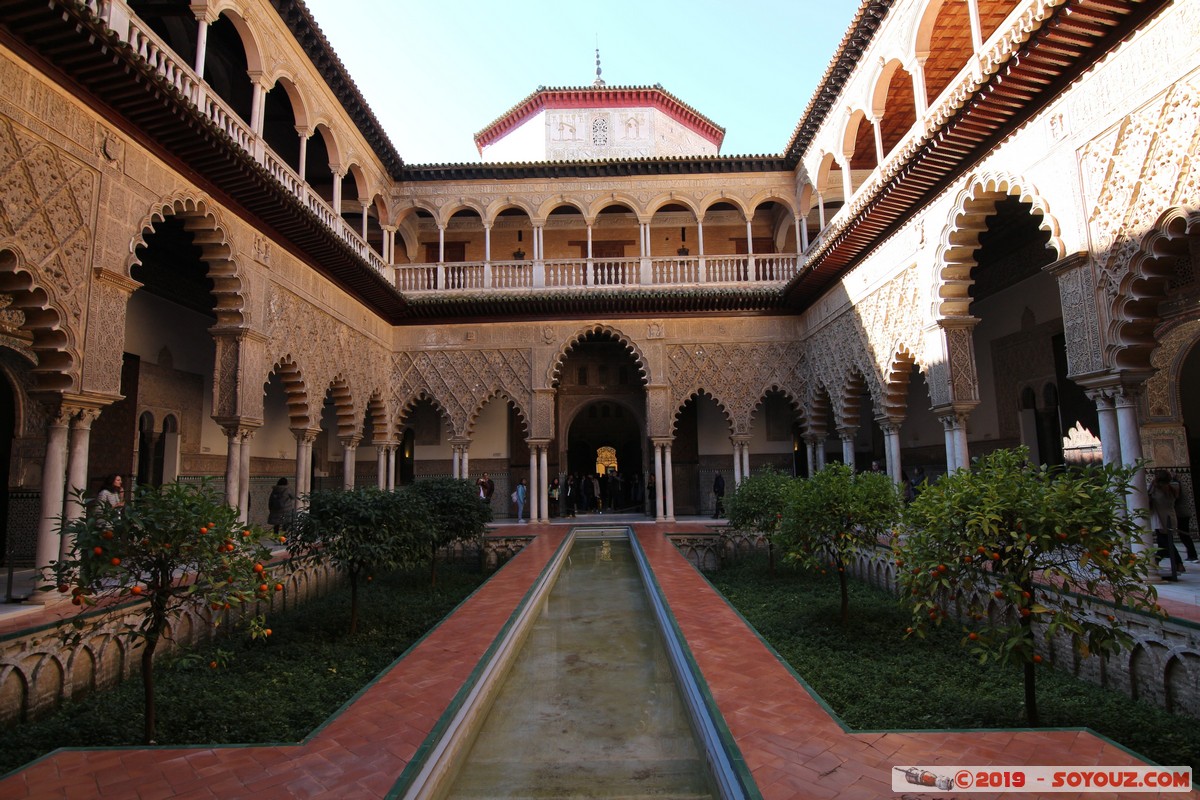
[
  {"left": 392, "top": 348, "right": 533, "bottom": 440},
  {"left": 267, "top": 287, "right": 384, "bottom": 432},
  {"left": 1084, "top": 76, "right": 1200, "bottom": 363},
  {"left": 666, "top": 341, "right": 806, "bottom": 436},
  {"left": 805, "top": 313, "right": 882, "bottom": 424},
  {"left": 0, "top": 118, "right": 97, "bottom": 392},
  {"left": 1052, "top": 255, "right": 1104, "bottom": 376},
  {"left": 546, "top": 324, "right": 652, "bottom": 388}
]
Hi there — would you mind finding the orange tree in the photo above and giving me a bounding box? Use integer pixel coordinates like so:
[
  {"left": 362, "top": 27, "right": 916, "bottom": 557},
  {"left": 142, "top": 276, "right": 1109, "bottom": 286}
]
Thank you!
[
  {"left": 897, "top": 447, "right": 1160, "bottom": 726},
  {"left": 777, "top": 463, "right": 901, "bottom": 624},
  {"left": 404, "top": 477, "right": 491, "bottom": 587},
  {"left": 725, "top": 467, "right": 793, "bottom": 574},
  {"left": 45, "top": 480, "right": 272, "bottom": 744},
  {"left": 288, "top": 487, "right": 425, "bottom": 635}
]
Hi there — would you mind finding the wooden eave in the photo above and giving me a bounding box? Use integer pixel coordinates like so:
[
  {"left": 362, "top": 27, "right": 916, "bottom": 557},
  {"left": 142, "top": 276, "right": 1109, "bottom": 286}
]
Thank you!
[
  {"left": 400, "top": 286, "right": 789, "bottom": 324},
  {"left": 782, "top": 0, "right": 1169, "bottom": 310},
  {"left": 403, "top": 155, "right": 789, "bottom": 181},
  {"left": 0, "top": 0, "right": 410, "bottom": 323}
]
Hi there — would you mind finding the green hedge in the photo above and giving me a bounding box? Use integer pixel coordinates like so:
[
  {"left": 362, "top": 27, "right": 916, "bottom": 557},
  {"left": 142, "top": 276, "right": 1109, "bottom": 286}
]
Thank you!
[
  {"left": 708, "top": 557, "right": 1200, "bottom": 772},
  {"left": 0, "top": 562, "right": 486, "bottom": 778}
]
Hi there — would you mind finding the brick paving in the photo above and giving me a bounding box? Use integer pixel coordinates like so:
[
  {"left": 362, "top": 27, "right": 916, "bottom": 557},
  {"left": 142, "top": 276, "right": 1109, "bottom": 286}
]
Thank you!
[{"left": 0, "top": 520, "right": 1195, "bottom": 798}]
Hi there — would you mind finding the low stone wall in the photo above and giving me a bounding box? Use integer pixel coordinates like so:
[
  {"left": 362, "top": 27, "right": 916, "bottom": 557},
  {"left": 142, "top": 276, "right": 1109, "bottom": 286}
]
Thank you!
[
  {"left": 672, "top": 531, "right": 1200, "bottom": 719},
  {"left": 0, "top": 533, "right": 532, "bottom": 726},
  {"left": 0, "top": 557, "right": 344, "bottom": 725}
]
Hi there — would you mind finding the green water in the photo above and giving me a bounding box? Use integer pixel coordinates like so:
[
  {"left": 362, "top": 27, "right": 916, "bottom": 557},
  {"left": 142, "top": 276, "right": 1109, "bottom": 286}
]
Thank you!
[{"left": 443, "top": 535, "right": 715, "bottom": 799}]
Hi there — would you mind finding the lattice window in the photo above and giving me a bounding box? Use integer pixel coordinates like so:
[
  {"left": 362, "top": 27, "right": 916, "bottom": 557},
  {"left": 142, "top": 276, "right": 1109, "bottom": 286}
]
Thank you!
[{"left": 592, "top": 117, "right": 609, "bottom": 146}]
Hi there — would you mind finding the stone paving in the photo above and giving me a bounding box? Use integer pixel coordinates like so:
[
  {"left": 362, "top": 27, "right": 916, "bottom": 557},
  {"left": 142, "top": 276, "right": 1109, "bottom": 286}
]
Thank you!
[{"left": 0, "top": 518, "right": 1196, "bottom": 798}]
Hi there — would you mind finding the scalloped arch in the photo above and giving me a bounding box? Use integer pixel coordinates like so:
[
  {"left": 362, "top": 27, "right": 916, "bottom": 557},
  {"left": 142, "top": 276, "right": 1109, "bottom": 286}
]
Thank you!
[
  {"left": 672, "top": 389, "right": 734, "bottom": 438},
  {"left": 881, "top": 343, "right": 920, "bottom": 418},
  {"left": 748, "top": 384, "right": 805, "bottom": 428},
  {"left": 322, "top": 375, "right": 359, "bottom": 439},
  {"left": 547, "top": 324, "right": 650, "bottom": 386},
  {"left": 0, "top": 246, "right": 77, "bottom": 392},
  {"left": 467, "top": 388, "right": 531, "bottom": 437},
  {"left": 935, "top": 172, "right": 1064, "bottom": 320},
  {"left": 397, "top": 390, "right": 456, "bottom": 438},
  {"left": 266, "top": 355, "right": 312, "bottom": 430},
  {"left": 1109, "top": 207, "right": 1200, "bottom": 371},
  {"left": 128, "top": 195, "right": 247, "bottom": 329}
]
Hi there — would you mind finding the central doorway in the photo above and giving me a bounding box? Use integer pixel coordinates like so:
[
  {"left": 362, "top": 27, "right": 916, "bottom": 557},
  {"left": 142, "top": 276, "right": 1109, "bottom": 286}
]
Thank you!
[{"left": 555, "top": 331, "right": 647, "bottom": 512}]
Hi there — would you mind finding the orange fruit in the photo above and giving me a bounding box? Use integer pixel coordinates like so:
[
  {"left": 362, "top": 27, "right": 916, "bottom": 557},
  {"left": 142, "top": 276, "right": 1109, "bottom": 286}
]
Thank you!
[
  {"left": 199, "top": 527, "right": 208, "bottom": 535},
  {"left": 92, "top": 546, "right": 104, "bottom": 556},
  {"left": 263, "top": 628, "right": 272, "bottom": 637},
  {"left": 110, "top": 557, "right": 121, "bottom": 566},
  {"left": 253, "top": 563, "right": 264, "bottom": 573},
  {"left": 130, "top": 585, "right": 143, "bottom": 596},
  {"left": 274, "top": 583, "right": 283, "bottom": 592}
]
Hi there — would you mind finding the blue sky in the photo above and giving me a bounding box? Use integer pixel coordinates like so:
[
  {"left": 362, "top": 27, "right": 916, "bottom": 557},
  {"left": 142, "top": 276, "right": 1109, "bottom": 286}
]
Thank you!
[{"left": 301, "top": 0, "right": 863, "bottom": 165}]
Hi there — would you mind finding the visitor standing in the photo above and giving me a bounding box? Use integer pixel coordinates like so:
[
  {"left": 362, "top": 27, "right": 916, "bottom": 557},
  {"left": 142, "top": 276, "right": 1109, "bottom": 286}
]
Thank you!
[
  {"left": 712, "top": 471, "right": 726, "bottom": 519},
  {"left": 513, "top": 478, "right": 528, "bottom": 523},
  {"left": 1150, "top": 470, "right": 1184, "bottom": 580},
  {"left": 565, "top": 474, "right": 578, "bottom": 517},
  {"left": 1172, "top": 473, "right": 1198, "bottom": 563},
  {"left": 95, "top": 474, "right": 125, "bottom": 514},
  {"left": 591, "top": 473, "right": 602, "bottom": 513},
  {"left": 477, "top": 472, "right": 494, "bottom": 503},
  {"left": 267, "top": 477, "right": 296, "bottom": 536},
  {"left": 548, "top": 476, "right": 561, "bottom": 518},
  {"left": 581, "top": 472, "right": 593, "bottom": 514}
]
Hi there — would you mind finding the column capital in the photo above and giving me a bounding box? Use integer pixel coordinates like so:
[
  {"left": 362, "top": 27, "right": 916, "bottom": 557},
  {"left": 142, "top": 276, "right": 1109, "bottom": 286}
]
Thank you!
[
  {"left": 293, "top": 427, "right": 321, "bottom": 445},
  {"left": 836, "top": 426, "right": 858, "bottom": 441},
  {"left": 339, "top": 435, "right": 362, "bottom": 449}
]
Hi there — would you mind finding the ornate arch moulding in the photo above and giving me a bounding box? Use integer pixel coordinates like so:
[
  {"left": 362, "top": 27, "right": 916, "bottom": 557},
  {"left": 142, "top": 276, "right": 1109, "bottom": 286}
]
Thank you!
[
  {"left": 546, "top": 323, "right": 651, "bottom": 387},
  {"left": 934, "top": 172, "right": 1065, "bottom": 321},
  {"left": 1107, "top": 208, "right": 1200, "bottom": 373}
]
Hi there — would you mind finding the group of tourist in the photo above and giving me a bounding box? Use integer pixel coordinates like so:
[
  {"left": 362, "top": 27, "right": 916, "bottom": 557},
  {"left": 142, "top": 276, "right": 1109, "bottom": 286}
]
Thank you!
[{"left": 478, "top": 470, "right": 648, "bottom": 522}]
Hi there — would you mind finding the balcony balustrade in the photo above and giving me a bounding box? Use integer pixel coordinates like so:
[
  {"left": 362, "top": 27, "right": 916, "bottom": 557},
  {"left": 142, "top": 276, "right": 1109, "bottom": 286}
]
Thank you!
[
  {"left": 82, "top": 0, "right": 798, "bottom": 295},
  {"left": 394, "top": 255, "right": 799, "bottom": 294}
]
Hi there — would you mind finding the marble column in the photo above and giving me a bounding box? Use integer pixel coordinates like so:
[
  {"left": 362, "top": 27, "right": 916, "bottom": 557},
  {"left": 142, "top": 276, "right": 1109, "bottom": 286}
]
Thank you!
[
  {"left": 538, "top": 445, "right": 549, "bottom": 522},
  {"left": 528, "top": 446, "right": 539, "bottom": 522},
  {"left": 653, "top": 442, "right": 665, "bottom": 521},
  {"left": 342, "top": 437, "right": 359, "bottom": 490},
  {"left": 238, "top": 428, "right": 253, "bottom": 524},
  {"left": 664, "top": 442, "right": 676, "bottom": 522},
  {"left": 839, "top": 427, "right": 857, "bottom": 471},
  {"left": 1087, "top": 389, "right": 1122, "bottom": 466},
  {"left": 1114, "top": 387, "right": 1152, "bottom": 552},
  {"left": 376, "top": 445, "right": 387, "bottom": 490},
  {"left": 61, "top": 408, "right": 101, "bottom": 560},
  {"left": 35, "top": 407, "right": 70, "bottom": 570},
  {"left": 224, "top": 426, "right": 243, "bottom": 508}
]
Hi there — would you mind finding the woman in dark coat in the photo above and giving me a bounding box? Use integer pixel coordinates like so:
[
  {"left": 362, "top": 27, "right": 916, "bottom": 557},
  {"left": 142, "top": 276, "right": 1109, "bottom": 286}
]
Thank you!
[{"left": 267, "top": 477, "right": 297, "bottom": 536}]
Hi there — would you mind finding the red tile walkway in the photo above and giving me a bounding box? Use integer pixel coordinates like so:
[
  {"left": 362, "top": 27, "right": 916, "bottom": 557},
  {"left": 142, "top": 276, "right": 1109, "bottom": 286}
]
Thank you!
[{"left": 0, "top": 521, "right": 1195, "bottom": 798}]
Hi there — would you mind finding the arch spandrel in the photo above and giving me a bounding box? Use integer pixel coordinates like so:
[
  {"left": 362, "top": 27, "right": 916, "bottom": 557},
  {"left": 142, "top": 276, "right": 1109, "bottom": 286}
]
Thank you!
[
  {"left": 393, "top": 348, "right": 533, "bottom": 440},
  {"left": 666, "top": 341, "right": 807, "bottom": 437}
]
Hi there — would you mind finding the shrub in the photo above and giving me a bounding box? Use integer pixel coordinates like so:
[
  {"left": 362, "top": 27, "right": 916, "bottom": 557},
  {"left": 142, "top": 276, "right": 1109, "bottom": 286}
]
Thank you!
[
  {"left": 46, "top": 480, "right": 271, "bottom": 744},
  {"left": 777, "top": 463, "right": 901, "bottom": 624},
  {"left": 897, "top": 448, "right": 1160, "bottom": 725},
  {"left": 404, "top": 477, "right": 491, "bottom": 586}
]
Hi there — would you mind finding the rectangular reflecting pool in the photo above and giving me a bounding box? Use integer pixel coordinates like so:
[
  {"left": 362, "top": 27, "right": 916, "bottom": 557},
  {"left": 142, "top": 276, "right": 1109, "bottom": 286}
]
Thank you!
[{"left": 439, "top": 533, "right": 716, "bottom": 799}]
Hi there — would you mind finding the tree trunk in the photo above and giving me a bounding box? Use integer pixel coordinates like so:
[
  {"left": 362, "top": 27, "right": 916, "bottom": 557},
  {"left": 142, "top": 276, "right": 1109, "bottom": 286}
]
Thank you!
[
  {"left": 141, "top": 633, "right": 158, "bottom": 744},
  {"left": 1024, "top": 659, "right": 1039, "bottom": 726},
  {"left": 837, "top": 556, "right": 849, "bottom": 624}
]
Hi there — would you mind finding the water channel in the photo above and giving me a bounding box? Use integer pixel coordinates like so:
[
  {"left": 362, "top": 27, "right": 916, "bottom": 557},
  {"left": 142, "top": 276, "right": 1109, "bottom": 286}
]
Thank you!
[{"left": 436, "top": 531, "right": 718, "bottom": 799}]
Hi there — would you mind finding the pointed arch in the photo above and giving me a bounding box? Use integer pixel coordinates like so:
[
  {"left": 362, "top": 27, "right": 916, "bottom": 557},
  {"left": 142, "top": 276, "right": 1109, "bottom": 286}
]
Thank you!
[
  {"left": 548, "top": 324, "right": 650, "bottom": 386},
  {"left": 129, "top": 195, "right": 247, "bottom": 329},
  {"left": 935, "top": 173, "right": 1064, "bottom": 320}
]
